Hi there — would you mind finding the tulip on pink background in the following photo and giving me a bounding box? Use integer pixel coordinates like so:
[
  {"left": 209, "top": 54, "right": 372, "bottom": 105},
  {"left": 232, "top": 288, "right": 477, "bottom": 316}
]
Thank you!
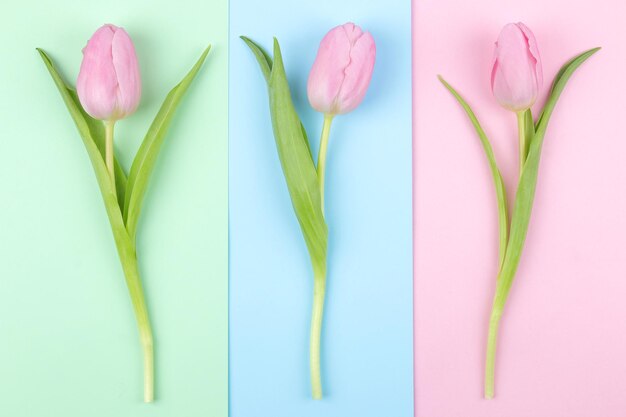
[
  {"left": 414, "top": 0, "right": 626, "bottom": 416},
  {"left": 307, "top": 22, "right": 376, "bottom": 116},
  {"left": 77, "top": 24, "right": 141, "bottom": 122},
  {"left": 491, "top": 22, "right": 543, "bottom": 112}
]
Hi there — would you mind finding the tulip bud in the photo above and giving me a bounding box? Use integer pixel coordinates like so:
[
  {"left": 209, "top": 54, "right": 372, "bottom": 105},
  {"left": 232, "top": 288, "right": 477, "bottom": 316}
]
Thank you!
[
  {"left": 307, "top": 22, "right": 376, "bottom": 115},
  {"left": 491, "top": 22, "right": 543, "bottom": 112},
  {"left": 77, "top": 24, "right": 141, "bottom": 121}
]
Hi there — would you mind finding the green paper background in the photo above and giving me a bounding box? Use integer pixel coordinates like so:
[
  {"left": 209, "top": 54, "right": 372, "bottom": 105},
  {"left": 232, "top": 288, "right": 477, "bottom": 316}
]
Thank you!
[{"left": 0, "top": 1, "right": 228, "bottom": 416}]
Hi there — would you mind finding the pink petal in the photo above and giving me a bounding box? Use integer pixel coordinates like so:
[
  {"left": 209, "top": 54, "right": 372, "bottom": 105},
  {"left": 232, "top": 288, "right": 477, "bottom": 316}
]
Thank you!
[
  {"left": 335, "top": 31, "right": 376, "bottom": 114},
  {"left": 517, "top": 22, "right": 543, "bottom": 88},
  {"left": 111, "top": 27, "right": 141, "bottom": 118},
  {"left": 76, "top": 25, "right": 119, "bottom": 120},
  {"left": 490, "top": 23, "right": 542, "bottom": 111},
  {"left": 307, "top": 25, "right": 353, "bottom": 114}
]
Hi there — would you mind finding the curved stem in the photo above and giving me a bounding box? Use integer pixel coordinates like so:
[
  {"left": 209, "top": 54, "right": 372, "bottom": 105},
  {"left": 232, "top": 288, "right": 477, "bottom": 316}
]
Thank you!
[
  {"left": 517, "top": 111, "right": 527, "bottom": 176},
  {"left": 105, "top": 120, "right": 116, "bottom": 190},
  {"left": 316, "top": 114, "right": 334, "bottom": 214},
  {"left": 484, "top": 307, "right": 502, "bottom": 399},
  {"left": 310, "top": 270, "right": 326, "bottom": 400}
]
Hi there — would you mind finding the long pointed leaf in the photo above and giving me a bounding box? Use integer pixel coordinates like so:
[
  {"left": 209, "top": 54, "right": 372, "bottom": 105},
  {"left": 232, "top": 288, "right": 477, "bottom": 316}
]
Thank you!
[
  {"left": 37, "top": 49, "right": 128, "bottom": 204},
  {"left": 240, "top": 36, "right": 272, "bottom": 82},
  {"left": 535, "top": 48, "right": 600, "bottom": 130},
  {"left": 493, "top": 47, "right": 600, "bottom": 310},
  {"left": 123, "top": 46, "right": 211, "bottom": 241},
  {"left": 439, "top": 76, "right": 509, "bottom": 268},
  {"left": 241, "top": 36, "right": 313, "bottom": 158},
  {"left": 243, "top": 37, "right": 327, "bottom": 276},
  {"left": 39, "top": 49, "right": 155, "bottom": 400},
  {"left": 38, "top": 48, "right": 140, "bottom": 307}
]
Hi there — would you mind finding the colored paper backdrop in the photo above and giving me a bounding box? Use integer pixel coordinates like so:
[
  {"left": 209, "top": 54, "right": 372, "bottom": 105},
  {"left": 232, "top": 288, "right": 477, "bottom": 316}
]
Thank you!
[
  {"left": 229, "top": 0, "right": 413, "bottom": 416},
  {"left": 414, "top": 0, "right": 626, "bottom": 415},
  {"left": 0, "top": 1, "right": 228, "bottom": 416}
]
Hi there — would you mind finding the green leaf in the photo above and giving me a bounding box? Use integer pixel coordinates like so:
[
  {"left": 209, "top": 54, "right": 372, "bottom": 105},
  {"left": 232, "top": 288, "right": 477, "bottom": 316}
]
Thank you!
[
  {"left": 67, "top": 88, "right": 128, "bottom": 203},
  {"left": 123, "top": 45, "right": 211, "bottom": 241},
  {"left": 37, "top": 48, "right": 136, "bottom": 287},
  {"left": 243, "top": 37, "right": 327, "bottom": 276},
  {"left": 439, "top": 75, "right": 509, "bottom": 268},
  {"left": 535, "top": 48, "right": 600, "bottom": 130},
  {"left": 240, "top": 36, "right": 272, "bottom": 82},
  {"left": 37, "top": 49, "right": 128, "bottom": 204},
  {"left": 37, "top": 48, "right": 112, "bottom": 197},
  {"left": 39, "top": 48, "right": 166, "bottom": 401},
  {"left": 240, "top": 36, "right": 314, "bottom": 159},
  {"left": 493, "top": 47, "right": 600, "bottom": 311}
]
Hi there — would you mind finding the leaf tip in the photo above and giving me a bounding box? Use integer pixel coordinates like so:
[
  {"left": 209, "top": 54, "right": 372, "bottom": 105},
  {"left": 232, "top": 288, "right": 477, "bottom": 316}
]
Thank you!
[
  {"left": 36, "top": 48, "right": 51, "bottom": 65},
  {"left": 272, "top": 37, "right": 282, "bottom": 60},
  {"left": 200, "top": 44, "right": 211, "bottom": 59},
  {"left": 583, "top": 47, "right": 602, "bottom": 59},
  {"left": 437, "top": 75, "right": 451, "bottom": 89},
  {"left": 240, "top": 36, "right": 256, "bottom": 51}
]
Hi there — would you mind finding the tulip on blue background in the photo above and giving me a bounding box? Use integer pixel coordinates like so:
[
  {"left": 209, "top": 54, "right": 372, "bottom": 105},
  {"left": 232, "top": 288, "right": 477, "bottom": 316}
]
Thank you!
[{"left": 229, "top": 0, "right": 413, "bottom": 416}]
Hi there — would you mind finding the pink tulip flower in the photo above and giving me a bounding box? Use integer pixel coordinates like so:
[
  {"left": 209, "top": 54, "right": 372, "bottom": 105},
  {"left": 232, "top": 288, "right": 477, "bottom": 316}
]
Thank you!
[
  {"left": 307, "top": 22, "right": 376, "bottom": 115},
  {"left": 491, "top": 22, "right": 543, "bottom": 112},
  {"left": 77, "top": 24, "right": 141, "bottom": 121}
]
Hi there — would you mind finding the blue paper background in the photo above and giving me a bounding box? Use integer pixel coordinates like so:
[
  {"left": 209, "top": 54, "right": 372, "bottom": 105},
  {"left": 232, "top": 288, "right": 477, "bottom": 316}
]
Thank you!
[{"left": 229, "top": 1, "right": 413, "bottom": 415}]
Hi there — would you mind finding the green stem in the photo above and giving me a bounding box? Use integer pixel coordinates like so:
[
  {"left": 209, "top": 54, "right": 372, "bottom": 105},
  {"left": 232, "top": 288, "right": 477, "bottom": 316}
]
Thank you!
[
  {"left": 517, "top": 111, "right": 527, "bottom": 176},
  {"left": 103, "top": 120, "right": 153, "bottom": 400},
  {"left": 115, "top": 237, "right": 154, "bottom": 402},
  {"left": 317, "top": 114, "right": 334, "bottom": 214},
  {"left": 310, "top": 270, "right": 326, "bottom": 400},
  {"left": 105, "top": 120, "right": 116, "bottom": 189},
  {"left": 484, "top": 307, "right": 502, "bottom": 399}
]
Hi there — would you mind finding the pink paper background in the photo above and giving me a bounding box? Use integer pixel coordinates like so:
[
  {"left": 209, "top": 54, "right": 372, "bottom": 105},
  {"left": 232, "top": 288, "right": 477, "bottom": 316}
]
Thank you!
[{"left": 413, "top": 0, "right": 626, "bottom": 415}]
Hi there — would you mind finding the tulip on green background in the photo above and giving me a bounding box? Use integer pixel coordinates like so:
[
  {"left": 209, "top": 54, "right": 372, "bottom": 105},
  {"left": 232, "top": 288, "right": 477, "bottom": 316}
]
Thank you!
[
  {"left": 76, "top": 24, "right": 142, "bottom": 188},
  {"left": 38, "top": 24, "right": 210, "bottom": 402}
]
